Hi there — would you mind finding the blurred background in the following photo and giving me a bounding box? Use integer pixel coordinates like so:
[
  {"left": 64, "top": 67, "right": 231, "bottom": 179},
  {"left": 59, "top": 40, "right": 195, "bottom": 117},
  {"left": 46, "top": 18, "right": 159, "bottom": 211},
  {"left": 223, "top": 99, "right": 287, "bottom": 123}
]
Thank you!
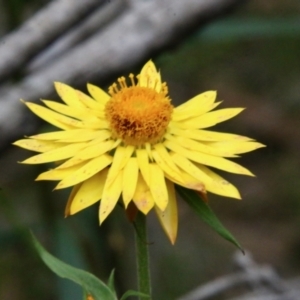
[{"left": 0, "top": 0, "right": 300, "bottom": 299}]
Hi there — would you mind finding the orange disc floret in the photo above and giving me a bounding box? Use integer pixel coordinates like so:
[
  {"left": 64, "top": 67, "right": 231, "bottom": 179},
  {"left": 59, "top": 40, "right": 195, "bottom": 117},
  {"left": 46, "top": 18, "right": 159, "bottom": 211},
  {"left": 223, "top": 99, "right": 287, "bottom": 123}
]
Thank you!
[{"left": 105, "top": 82, "right": 173, "bottom": 146}]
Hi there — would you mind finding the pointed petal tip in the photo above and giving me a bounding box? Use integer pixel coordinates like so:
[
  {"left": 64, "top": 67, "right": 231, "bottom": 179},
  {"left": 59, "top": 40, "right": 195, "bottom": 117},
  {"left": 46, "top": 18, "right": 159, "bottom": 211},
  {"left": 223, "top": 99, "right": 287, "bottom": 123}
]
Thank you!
[
  {"left": 99, "top": 202, "right": 114, "bottom": 225},
  {"left": 142, "top": 60, "right": 157, "bottom": 72},
  {"left": 53, "top": 183, "right": 64, "bottom": 190},
  {"left": 230, "top": 192, "right": 242, "bottom": 200},
  {"left": 170, "top": 237, "right": 177, "bottom": 245},
  {"left": 257, "top": 143, "right": 267, "bottom": 149},
  {"left": 167, "top": 235, "right": 177, "bottom": 245},
  {"left": 248, "top": 171, "right": 256, "bottom": 177},
  {"left": 155, "top": 201, "right": 168, "bottom": 213},
  {"left": 54, "top": 81, "right": 71, "bottom": 94},
  {"left": 99, "top": 213, "right": 107, "bottom": 225},
  {"left": 139, "top": 209, "right": 148, "bottom": 216},
  {"left": 53, "top": 81, "right": 62, "bottom": 91},
  {"left": 18, "top": 159, "right": 30, "bottom": 164},
  {"left": 64, "top": 207, "right": 71, "bottom": 217},
  {"left": 165, "top": 224, "right": 178, "bottom": 245}
]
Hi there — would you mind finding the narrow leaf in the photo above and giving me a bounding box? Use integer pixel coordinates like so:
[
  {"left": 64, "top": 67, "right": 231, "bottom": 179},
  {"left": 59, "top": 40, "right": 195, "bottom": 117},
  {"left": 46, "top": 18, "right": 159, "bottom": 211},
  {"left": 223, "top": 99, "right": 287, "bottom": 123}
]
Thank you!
[
  {"left": 120, "top": 290, "right": 151, "bottom": 300},
  {"left": 176, "top": 186, "right": 243, "bottom": 252},
  {"left": 31, "top": 233, "right": 116, "bottom": 300},
  {"left": 107, "top": 269, "right": 116, "bottom": 295}
]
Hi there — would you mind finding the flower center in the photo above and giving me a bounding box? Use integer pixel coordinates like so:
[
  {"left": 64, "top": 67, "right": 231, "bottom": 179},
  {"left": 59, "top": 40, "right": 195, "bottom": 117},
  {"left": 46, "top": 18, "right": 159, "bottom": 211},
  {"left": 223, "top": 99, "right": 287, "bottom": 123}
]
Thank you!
[{"left": 105, "top": 75, "right": 173, "bottom": 146}]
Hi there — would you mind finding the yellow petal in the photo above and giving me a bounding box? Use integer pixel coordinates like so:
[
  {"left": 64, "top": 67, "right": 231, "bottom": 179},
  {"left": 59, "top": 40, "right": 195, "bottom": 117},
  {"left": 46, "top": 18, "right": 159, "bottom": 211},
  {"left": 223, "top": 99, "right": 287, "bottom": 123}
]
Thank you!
[
  {"left": 139, "top": 60, "right": 161, "bottom": 92},
  {"left": 161, "top": 166, "right": 206, "bottom": 195},
  {"left": 122, "top": 158, "right": 139, "bottom": 207},
  {"left": 178, "top": 108, "right": 245, "bottom": 129},
  {"left": 57, "top": 139, "right": 114, "bottom": 169},
  {"left": 69, "top": 118, "right": 108, "bottom": 130},
  {"left": 153, "top": 143, "right": 181, "bottom": 173},
  {"left": 177, "top": 171, "right": 206, "bottom": 192},
  {"left": 36, "top": 163, "right": 86, "bottom": 181},
  {"left": 54, "top": 82, "right": 85, "bottom": 108},
  {"left": 206, "top": 141, "right": 266, "bottom": 155},
  {"left": 151, "top": 149, "right": 183, "bottom": 183},
  {"left": 173, "top": 91, "right": 219, "bottom": 121},
  {"left": 55, "top": 130, "right": 111, "bottom": 143},
  {"left": 87, "top": 83, "right": 110, "bottom": 104},
  {"left": 13, "top": 139, "right": 61, "bottom": 152},
  {"left": 23, "top": 101, "right": 74, "bottom": 130},
  {"left": 169, "top": 126, "right": 253, "bottom": 142},
  {"left": 26, "top": 100, "right": 103, "bottom": 130},
  {"left": 132, "top": 173, "right": 154, "bottom": 214},
  {"left": 170, "top": 152, "right": 212, "bottom": 185},
  {"left": 165, "top": 134, "right": 238, "bottom": 158},
  {"left": 162, "top": 166, "right": 205, "bottom": 193},
  {"left": 31, "top": 129, "right": 97, "bottom": 141},
  {"left": 145, "top": 143, "right": 153, "bottom": 160},
  {"left": 196, "top": 164, "right": 241, "bottom": 199},
  {"left": 65, "top": 183, "right": 82, "bottom": 216},
  {"left": 21, "top": 142, "right": 87, "bottom": 164},
  {"left": 42, "top": 100, "right": 92, "bottom": 120},
  {"left": 165, "top": 140, "right": 254, "bottom": 176},
  {"left": 106, "top": 145, "right": 135, "bottom": 187},
  {"left": 136, "top": 149, "right": 150, "bottom": 186},
  {"left": 99, "top": 170, "right": 123, "bottom": 224},
  {"left": 112, "top": 138, "right": 122, "bottom": 149},
  {"left": 76, "top": 90, "right": 105, "bottom": 114},
  {"left": 163, "top": 172, "right": 184, "bottom": 187},
  {"left": 155, "top": 179, "right": 178, "bottom": 244},
  {"left": 55, "top": 154, "right": 112, "bottom": 189},
  {"left": 173, "top": 101, "right": 221, "bottom": 122},
  {"left": 175, "top": 91, "right": 216, "bottom": 111},
  {"left": 69, "top": 168, "right": 109, "bottom": 215},
  {"left": 149, "top": 163, "right": 168, "bottom": 211}
]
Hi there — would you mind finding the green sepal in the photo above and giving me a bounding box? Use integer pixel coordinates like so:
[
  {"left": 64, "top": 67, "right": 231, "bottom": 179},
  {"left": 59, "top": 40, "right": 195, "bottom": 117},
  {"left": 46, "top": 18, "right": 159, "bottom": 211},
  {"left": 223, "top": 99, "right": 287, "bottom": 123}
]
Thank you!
[
  {"left": 31, "top": 232, "right": 117, "bottom": 300},
  {"left": 120, "top": 290, "right": 150, "bottom": 300},
  {"left": 176, "top": 186, "right": 244, "bottom": 252}
]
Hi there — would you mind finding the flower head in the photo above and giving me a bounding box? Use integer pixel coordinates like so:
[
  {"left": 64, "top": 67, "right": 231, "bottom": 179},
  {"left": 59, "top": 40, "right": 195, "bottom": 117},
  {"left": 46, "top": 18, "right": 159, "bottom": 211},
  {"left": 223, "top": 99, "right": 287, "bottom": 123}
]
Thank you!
[{"left": 14, "top": 61, "right": 264, "bottom": 244}]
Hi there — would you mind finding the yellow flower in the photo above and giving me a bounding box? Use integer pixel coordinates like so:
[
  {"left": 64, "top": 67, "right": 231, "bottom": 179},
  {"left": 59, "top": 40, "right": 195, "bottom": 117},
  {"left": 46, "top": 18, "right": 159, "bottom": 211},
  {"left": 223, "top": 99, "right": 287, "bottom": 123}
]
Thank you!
[{"left": 14, "top": 61, "right": 264, "bottom": 244}]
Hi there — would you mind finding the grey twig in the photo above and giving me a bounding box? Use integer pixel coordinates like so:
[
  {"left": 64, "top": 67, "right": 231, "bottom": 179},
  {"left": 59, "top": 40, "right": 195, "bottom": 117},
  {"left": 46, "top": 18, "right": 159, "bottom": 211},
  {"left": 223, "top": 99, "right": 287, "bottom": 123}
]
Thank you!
[
  {"left": 0, "top": 0, "right": 105, "bottom": 81},
  {"left": 27, "top": 0, "right": 128, "bottom": 72},
  {"left": 177, "top": 251, "right": 299, "bottom": 300}
]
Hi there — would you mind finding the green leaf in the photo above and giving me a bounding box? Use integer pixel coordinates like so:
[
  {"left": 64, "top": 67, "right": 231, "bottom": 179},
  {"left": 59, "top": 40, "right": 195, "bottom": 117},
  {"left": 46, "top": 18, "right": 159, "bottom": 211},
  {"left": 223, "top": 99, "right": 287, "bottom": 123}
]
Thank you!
[
  {"left": 31, "top": 233, "right": 117, "bottom": 300},
  {"left": 107, "top": 269, "right": 116, "bottom": 295},
  {"left": 82, "top": 289, "right": 89, "bottom": 300},
  {"left": 120, "top": 290, "right": 150, "bottom": 300},
  {"left": 176, "top": 186, "right": 243, "bottom": 252},
  {"left": 54, "top": 220, "right": 88, "bottom": 300}
]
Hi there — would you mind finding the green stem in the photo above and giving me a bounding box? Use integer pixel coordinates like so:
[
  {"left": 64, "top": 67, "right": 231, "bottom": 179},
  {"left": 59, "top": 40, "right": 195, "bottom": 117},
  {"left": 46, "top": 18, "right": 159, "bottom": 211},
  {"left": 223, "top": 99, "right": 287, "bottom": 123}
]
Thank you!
[{"left": 134, "top": 212, "right": 151, "bottom": 300}]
